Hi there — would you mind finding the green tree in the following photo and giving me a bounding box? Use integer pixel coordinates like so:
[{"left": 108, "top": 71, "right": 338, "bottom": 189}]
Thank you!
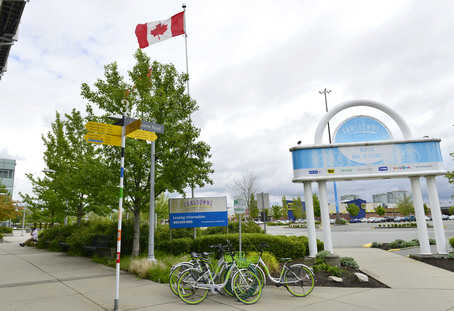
[
  {"left": 249, "top": 194, "right": 259, "bottom": 219},
  {"left": 313, "top": 194, "right": 321, "bottom": 217},
  {"left": 21, "top": 110, "right": 115, "bottom": 225},
  {"left": 281, "top": 195, "right": 288, "bottom": 219},
  {"left": 81, "top": 50, "right": 214, "bottom": 256},
  {"left": 0, "top": 183, "right": 22, "bottom": 221},
  {"left": 396, "top": 196, "right": 414, "bottom": 216},
  {"left": 375, "top": 205, "right": 385, "bottom": 216},
  {"left": 346, "top": 203, "right": 360, "bottom": 217},
  {"left": 292, "top": 196, "right": 303, "bottom": 219},
  {"left": 448, "top": 206, "right": 454, "bottom": 215},
  {"left": 154, "top": 192, "right": 169, "bottom": 223},
  {"left": 423, "top": 203, "right": 429, "bottom": 215},
  {"left": 271, "top": 204, "right": 282, "bottom": 220}
]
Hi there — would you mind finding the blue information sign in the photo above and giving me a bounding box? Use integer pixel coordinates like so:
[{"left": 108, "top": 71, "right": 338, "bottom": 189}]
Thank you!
[{"left": 169, "top": 197, "right": 228, "bottom": 229}]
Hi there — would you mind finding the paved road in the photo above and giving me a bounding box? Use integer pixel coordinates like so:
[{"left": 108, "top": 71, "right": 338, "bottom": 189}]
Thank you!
[{"left": 264, "top": 221, "right": 454, "bottom": 249}]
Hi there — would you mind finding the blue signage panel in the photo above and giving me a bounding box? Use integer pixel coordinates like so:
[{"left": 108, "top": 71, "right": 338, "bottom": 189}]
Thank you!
[
  {"left": 169, "top": 197, "right": 228, "bottom": 229},
  {"left": 291, "top": 139, "right": 445, "bottom": 181},
  {"left": 170, "top": 211, "right": 228, "bottom": 229}
]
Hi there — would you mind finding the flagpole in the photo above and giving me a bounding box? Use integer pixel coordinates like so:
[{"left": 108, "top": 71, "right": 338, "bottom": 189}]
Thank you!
[
  {"left": 182, "top": 3, "right": 190, "bottom": 95},
  {"left": 182, "top": 3, "right": 195, "bottom": 196}
]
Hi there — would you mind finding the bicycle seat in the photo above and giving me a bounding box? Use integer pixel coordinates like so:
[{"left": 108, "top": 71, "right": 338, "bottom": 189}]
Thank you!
[
  {"left": 191, "top": 252, "right": 202, "bottom": 258},
  {"left": 279, "top": 258, "right": 292, "bottom": 263}
]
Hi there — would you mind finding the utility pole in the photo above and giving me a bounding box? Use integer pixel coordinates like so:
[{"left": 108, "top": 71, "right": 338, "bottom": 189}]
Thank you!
[{"left": 318, "top": 88, "right": 340, "bottom": 221}]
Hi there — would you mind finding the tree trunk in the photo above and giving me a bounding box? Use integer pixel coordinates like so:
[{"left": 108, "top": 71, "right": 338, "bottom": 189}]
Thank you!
[
  {"left": 77, "top": 204, "right": 83, "bottom": 227},
  {"left": 132, "top": 206, "right": 141, "bottom": 257}
]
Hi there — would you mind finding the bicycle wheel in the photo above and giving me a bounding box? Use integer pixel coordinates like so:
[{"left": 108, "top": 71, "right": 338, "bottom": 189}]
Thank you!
[
  {"left": 177, "top": 269, "right": 209, "bottom": 304},
  {"left": 252, "top": 265, "right": 266, "bottom": 288},
  {"left": 284, "top": 264, "right": 315, "bottom": 297},
  {"left": 169, "top": 263, "right": 193, "bottom": 296},
  {"left": 220, "top": 264, "right": 235, "bottom": 296},
  {"left": 232, "top": 269, "right": 262, "bottom": 304}
]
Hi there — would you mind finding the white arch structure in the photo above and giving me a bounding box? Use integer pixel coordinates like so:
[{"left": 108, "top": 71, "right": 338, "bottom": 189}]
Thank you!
[{"left": 291, "top": 100, "right": 448, "bottom": 256}]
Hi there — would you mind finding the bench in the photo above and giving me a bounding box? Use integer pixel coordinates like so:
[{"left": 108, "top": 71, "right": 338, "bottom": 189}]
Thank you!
[{"left": 81, "top": 235, "right": 114, "bottom": 257}]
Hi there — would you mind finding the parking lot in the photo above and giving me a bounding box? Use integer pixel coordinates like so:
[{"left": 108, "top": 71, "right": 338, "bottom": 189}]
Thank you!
[{"left": 264, "top": 220, "right": 454, "bottom": 249}]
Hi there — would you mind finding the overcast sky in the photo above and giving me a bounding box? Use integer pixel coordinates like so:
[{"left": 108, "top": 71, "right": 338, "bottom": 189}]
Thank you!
[{"left": 2, "top": 0, "right": 454, "bottom": 207}]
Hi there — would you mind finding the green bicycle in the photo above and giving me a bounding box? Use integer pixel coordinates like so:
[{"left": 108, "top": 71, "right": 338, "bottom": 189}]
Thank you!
[
  {"left": 250, "top": 242, "right": 315, "bottom": 297},
  {"left": 177, "top": 241, "right": 262, "bottom": 305}
]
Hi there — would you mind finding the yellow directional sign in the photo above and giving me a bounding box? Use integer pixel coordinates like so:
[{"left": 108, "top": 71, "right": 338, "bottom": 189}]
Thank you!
[
  {"left": 125, "top": 119, "right": 142, "bottom": 136},
  {"left": 84, "top": 133, "right": 121, "bottom": 147},
  {"left": 126, "top": 130, "right": 157, "bottom": 141},
  {"left": 85, "top": 121, "right": 122, "bottom": 136}
]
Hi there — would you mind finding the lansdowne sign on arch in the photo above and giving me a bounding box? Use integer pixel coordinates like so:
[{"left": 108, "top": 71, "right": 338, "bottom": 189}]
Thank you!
[{"left": 290, "top": 100, "right": 448, "bottom": 257}]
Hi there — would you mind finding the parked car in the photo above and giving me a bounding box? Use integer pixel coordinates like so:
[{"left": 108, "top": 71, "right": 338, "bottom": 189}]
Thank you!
[
  {"left": 350, "top": 218, "right": 361, "bottom": 223},
  {"left": 366, "top": 217, "right": 377, "bottom": 223},
  {"left": 394, "top": 216, "right": 405, "bottom": 222},
  {"left": 441, "top": 214, "right": 449, "bottom": 220},
  {"left": 403, "top": 215, "right": 416, "bottom": 222},
  {"left": 449, "top": 215, "right": 454, "bottom": 220},
  {"left": 384, "top": 216, "right": 395, "bottom": 222},
  {"left": 425, "top": 216, "right": 431, "bottom": 221}
]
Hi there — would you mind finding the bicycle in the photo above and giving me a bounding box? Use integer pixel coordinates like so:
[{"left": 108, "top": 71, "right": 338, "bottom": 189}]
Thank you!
[
  {"left": 176, "top": 241, "right": 262, "bottom": 305},
  {"left": 169, "top": 244, "right": 229, "bottom": 296},
  {"left": 250, "top": 242, "right": 315, "bottom": 297}
]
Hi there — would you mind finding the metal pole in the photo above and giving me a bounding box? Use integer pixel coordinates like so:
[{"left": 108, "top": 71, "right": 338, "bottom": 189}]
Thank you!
[
  {"left": 261, "top": 192, "right": 266, "bottom": 234},
  {"left": 183, "top": 3, "right": 196, "bottom": 223},
  {"left": 182, "top": 3, "right": 189, "bottom": 95},
  {"left": 148, "top": 140, "right": 157, "bottom": 263},
  {"left": 21, "top": 206, "right": 25, "bottom": 236},
  {"left": 319, "top": 88, "right": 340, "bottom": 221},
  {"left": 114, "top": 115, "right": 126, "bottom": 311}
]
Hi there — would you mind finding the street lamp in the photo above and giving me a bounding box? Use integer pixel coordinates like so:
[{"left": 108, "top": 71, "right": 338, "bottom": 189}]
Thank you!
[{"left": 318, "top": 89, "right": 340, "bottom": 221}]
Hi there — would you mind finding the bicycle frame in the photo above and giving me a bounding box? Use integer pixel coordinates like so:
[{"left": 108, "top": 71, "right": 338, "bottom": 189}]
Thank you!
[
  {"left": 253, "top": 255, "right": 314, "bottom": 286},
  {"left": 185, "top": 258, "right": 240, "bottom": 294}
]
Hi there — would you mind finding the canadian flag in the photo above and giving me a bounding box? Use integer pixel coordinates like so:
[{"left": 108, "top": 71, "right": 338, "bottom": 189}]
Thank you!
[{"left": 135, "top": 11, "right": 185, "bottom": 49}]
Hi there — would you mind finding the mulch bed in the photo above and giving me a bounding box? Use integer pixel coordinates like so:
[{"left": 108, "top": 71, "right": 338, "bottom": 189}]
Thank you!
[
  {"left": 373, "top": 243, "right": 454, "bottom": 273},
  {"left": 313, "top": 267, "right": 388, "bottom": 288},
  {"left": 269, "top": 260, "right": 389, "bottom": 288}
]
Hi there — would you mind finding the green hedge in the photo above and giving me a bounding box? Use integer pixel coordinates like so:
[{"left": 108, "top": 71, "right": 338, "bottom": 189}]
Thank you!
[
  {"left": 157, "top": 233, "right": 324, "bottom": 259},
  {"left": 36, "top": 219, "right": 323, "bottom": 259},
  {"left": 450, "top": 237, "right": 454, "bottom": 249}
]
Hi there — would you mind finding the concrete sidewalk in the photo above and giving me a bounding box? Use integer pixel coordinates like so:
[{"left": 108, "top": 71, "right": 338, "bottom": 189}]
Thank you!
[{"left": 1, "top": 233, "right": 453, "bottom": 311}]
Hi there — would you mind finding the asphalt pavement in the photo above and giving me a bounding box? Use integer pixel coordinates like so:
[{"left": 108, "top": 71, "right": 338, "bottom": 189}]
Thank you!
[{"left": 1, "top": 230, "right": 453, "bottom": 311}]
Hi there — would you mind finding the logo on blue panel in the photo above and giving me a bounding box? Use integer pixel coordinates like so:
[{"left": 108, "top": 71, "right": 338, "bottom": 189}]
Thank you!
[
  {"left": 378, "top": 166, "right": 388, "bottom": 171},
  {"left": 309, "top": 170, "right": 320, "bottom": 174},
  {"left": 333, "top": 115, "right": 392, "bottom": 143}
]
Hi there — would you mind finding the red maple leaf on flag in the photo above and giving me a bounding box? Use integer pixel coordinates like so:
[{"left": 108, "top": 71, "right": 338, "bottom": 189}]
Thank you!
[{"left": 150, "top": 23, "right": 168, "bottom": 40}]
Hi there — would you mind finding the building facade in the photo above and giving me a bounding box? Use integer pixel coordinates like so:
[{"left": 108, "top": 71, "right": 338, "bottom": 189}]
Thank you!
[{"left": 0, "top": 158, "right": 16, "bottom": 196}]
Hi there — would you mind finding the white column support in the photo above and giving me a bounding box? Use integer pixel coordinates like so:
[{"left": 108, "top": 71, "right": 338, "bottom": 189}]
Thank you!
[
  {"left": 426, "top": 176, "right": 448, "bottom": 254},
  {"left": 409, "top": 177, "right": 432, "bottom": 255},
  {"left": 318, "top": 181, "right": 333, "bottom": 253},
  {"left": 303, "top": 182, "right": 318, "bottom": 257}
]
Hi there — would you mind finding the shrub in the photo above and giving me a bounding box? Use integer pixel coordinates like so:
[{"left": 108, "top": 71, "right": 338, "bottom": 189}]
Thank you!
[
  {"left": 371, "top": 242, "right": 383, "bottom": 248},
  {"left": 446, "top": 253, "right": 454, "bottom": 260},
  {"left": 312, "top": 262, "right": 343, "bottom": 277},
  {"left": 449, "top": 237, "right": 454, "bottom": 249},
  {"left": 340, "top": 257, "right": 359, "bottom": 270},
  {"left": 315, "top": 250, "right": 332, "bottom": 262},
  {"left": 0, "top": 233, "right": 3, "bottom": 239},
  {"left": 0, "top": 227, "right": 13, "bottom": 234}
]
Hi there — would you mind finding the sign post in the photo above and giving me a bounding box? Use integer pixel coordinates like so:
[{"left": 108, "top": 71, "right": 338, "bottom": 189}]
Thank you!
[
  {"left": 84, "top": 116, "right": 161, "bottom": 310},
  {"left": 234, "top": 198, "right": 246, "bottom": 253}
]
